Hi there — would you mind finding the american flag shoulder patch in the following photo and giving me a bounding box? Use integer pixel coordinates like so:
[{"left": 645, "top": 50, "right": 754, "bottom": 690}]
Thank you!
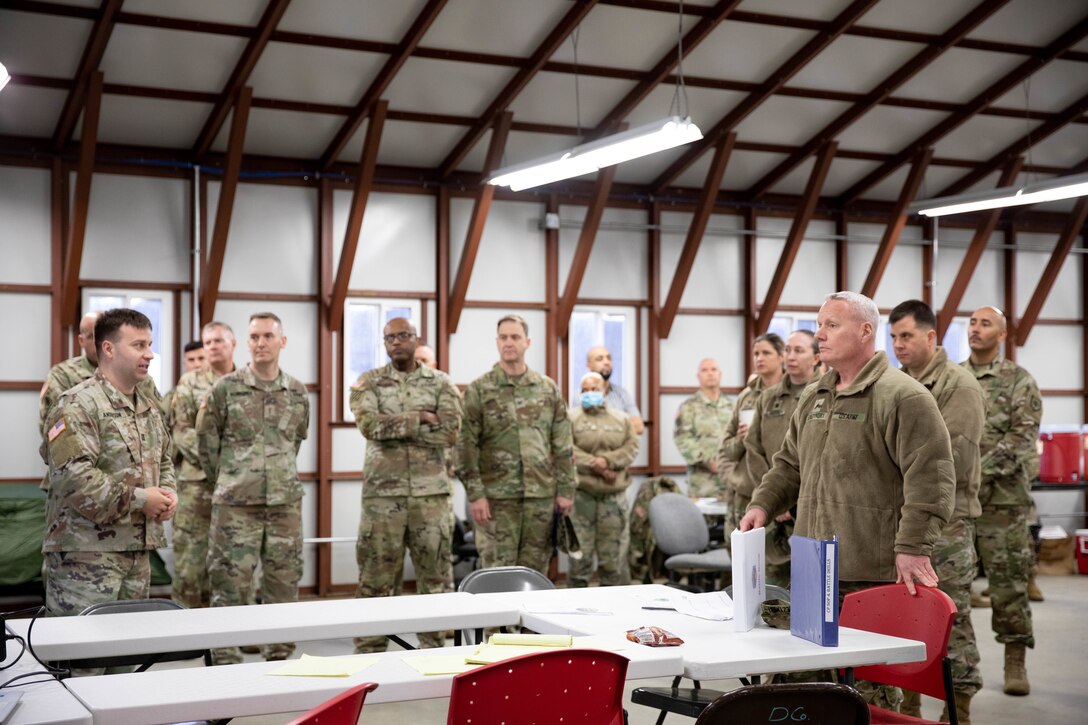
[{"left": 48, "top": 417, "right": 67, "bottom": 442}]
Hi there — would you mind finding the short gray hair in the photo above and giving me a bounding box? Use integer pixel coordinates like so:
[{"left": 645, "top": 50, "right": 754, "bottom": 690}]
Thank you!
[{"left": 825, "top": 291, "right": 879, "bottom": 329}]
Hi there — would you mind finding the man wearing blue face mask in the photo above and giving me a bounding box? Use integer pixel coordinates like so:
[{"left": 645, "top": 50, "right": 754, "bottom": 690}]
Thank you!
[{"left": 568, "top": 372, "right": 640, "bottom": 587}]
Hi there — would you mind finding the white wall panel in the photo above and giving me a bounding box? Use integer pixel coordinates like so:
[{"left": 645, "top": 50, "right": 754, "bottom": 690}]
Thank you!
[
  {"left": 845, "top": 222, "right": 925, "bottom": 308},
  {"left": 659, "top": 393, "right": 689, "bottom": 468},
  {"left": 451, "top": 199, "right": 545, "bottom": 302},
  {"left": 3, "top": 392, "right": 48, "bottom": 479},
  {"left": 210, "top": 181, "right": 316, "bottom": 295},
  {"left": 1039, "top": 396, "right": 1082, "bottom": 426},
  {"left": 1015, "top": 237, "right": 1082, "bottom": 319},
  {"left": 80, "top": 173, "right": 188, "bottom": 283},
  {"left": 658, "top": 212, "right": 744, "bottom": 309},
  {"left": 448, "top": 308, "right": 547, "bottom": 386},
  {"left": 0, "top": 294, "right": 51, "bottom": 380},
  {"left": 331, "top": 480, "right": 363, "bottom": 585},
  {"left": 1018, "top": 324, "right": 1082, "bottom": 391},
  {"left": 294, "top": 391, "right": 318, "bottom": 475},
  {"left": 753, "top": 218, "right": 838, "bottom": 305},
  {"left": 333, "top": 426, "right": 365, "bottom": 474},
  {"left": 0, "top": 166, "right": 51, "bottom": 285},
  {"left": 300, "top": 481, "right": 317, "bottom": 588},
  {"left": 659, "top": 314, "right": 747, "bottom": 389},
  {"left": 332, "top": 191, "right": 436, "bottom": 293},
  {"left": 209, "top": 299, "right": 318, "bottom": 384},
  {"left": 558, "top": 206, "right": 647, "bottom": 300}
]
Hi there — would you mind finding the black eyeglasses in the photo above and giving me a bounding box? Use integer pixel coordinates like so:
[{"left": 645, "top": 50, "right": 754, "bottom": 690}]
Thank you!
[{"left": 383, "top": 332, "right": 415, "bottom": 344}]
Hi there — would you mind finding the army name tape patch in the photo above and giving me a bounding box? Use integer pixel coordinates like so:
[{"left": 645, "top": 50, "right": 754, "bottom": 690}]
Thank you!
[{"left": 48, "top": 417, "right": 67, "bottom": 442}]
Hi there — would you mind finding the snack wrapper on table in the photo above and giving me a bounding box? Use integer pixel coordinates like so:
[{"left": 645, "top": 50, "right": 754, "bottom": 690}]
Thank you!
[{"left": 625, "top": 625, "right": 684, "bottom": 647}]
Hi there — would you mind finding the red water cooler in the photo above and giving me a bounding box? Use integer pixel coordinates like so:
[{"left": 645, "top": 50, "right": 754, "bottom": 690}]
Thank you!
[{"left": 1038, "top": 426, "right": 1081, "bottom": 483}]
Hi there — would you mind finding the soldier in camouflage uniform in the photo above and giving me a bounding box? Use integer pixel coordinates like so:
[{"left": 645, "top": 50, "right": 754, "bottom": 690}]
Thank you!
[
  {"left": 169, "top": 323, "right": 237, "bottom": 610},
  {"left": 569, "top": 372, "right": 639, "bottom": 588},
  {"left": 41, "top": 309, "right": 177, "bottom": 624},
  {"left": 458, "top": 314, "right": 576, "bottom": 575},
  {"left": 198, "top": 312, "right": 309, "bottom": 665},
  {"left": 673, "top": 358, "right": 734, "bottom": 499},
  {"left": 350, "top": 318, "right": 462, "bottom": 653},
  {"left": 962, "top": 306, "right": 1040, "bottom": 697},
  {"left": 628, "top": 476, "right": 681, "bottom": 583},
  {"left": 890, "top": 301, "right": 985, "bottom": 723},
  {"left": 745, "top": 330, "right": 821, "bottom": 589},
  {"left": 717, "top": 334, "right": 784, "bottom": 545}
]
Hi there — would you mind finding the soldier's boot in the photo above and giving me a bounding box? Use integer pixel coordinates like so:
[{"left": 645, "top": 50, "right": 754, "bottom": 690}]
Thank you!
[
  {"left": 939, "top": 691, "right": 972, "bottom": 724},
  {"left": 1027, "top": 575, "right": 1044, "bottom": 602},
  {"left": 900, "top": 689, "right": 922, "bottom": 718},
  {"left": 240, "top": 645, "right": 261, "bottom": 654},
  {"left": 1003, "top": 643, "right": 1030, "bottom": 696},
  {"left": 970, "top": 589, "right": 991, "bottom": 608}
]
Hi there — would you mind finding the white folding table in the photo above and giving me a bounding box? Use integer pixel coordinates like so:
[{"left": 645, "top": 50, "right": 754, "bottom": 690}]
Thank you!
[{"left": 0, "top": 645, "right": 91, "bottom": 725}]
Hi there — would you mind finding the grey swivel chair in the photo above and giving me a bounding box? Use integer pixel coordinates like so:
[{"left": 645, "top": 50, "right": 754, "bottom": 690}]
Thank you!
[
  {"left": 457, "top": 565, "right": 555, "bottom": 645},
  {"left": 648, "top": 493, "right": 732, "bottom": 592}
]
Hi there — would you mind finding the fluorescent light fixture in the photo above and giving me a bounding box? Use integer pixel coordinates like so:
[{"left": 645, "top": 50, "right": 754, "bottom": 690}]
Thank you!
[
  {"left": 912, "top": 171, "right": 1088, "bottom": 217},
  {"left": 0, "top": 61, "right": 10, "bottom": 93},
  {"left": 488, "top": 116, "right": 702, "bottom": 191}
]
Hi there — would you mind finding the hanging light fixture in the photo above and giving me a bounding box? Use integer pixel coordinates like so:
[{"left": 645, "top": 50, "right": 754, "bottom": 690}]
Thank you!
[
  {"left": 0, "top": 61, "right": 11, "bottom": 93},
  {"left": 913, "top": 171, "right": 1088, "bottom": 217},
  {"left": 488, "top": 0, "right": 701, "bottom": 191}
]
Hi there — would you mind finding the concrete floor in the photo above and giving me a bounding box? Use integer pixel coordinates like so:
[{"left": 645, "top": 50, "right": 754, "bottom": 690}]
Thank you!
[{"left": 182, "top": 574, "right": 1088, "bottom": 724}]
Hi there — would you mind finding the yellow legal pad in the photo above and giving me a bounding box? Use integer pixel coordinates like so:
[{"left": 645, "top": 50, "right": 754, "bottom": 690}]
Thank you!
[
  {"left": 266, "top": 653, "right": 379, "bottom": 677},
  {"left": 401, "top": 655, "right": 481, "bottom": 676}
]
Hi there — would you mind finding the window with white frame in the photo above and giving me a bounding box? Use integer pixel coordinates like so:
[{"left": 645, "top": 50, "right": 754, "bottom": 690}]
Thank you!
[
  {"left": 83, "top": 288, "right": 174, "bottom": 394},
  {"left": 567, "top": 306, "right": 635, "bottom": 406},
  {"left": 342, "top": 297, "right": 421, "bottom": 419}
]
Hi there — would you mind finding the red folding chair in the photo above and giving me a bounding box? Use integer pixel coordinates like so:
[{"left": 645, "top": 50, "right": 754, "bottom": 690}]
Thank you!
[
  {"left": 286, "top": 682, "right": 379, "bottom": 725},
  {"left": 839, "top": 584, "right": 958, "bottom": 725},
  {"left": 447, "top": 648, "right": 629, "bottom": 725}
]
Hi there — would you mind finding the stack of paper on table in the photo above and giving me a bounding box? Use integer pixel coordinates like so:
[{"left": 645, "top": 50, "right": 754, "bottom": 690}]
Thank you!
[{"left": 267, "top": 653, "right": 379, "bottom": 677}]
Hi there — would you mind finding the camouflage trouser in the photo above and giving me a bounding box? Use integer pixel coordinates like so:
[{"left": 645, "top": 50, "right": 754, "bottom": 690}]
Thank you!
[
  {"left": 569, "top": 488, "right": 630, "bottom": 588},
  {"left": 629, "top": 504, "right": 654, "bottom": 583},
  {"left": 208, "top": 502, "right": 303, "bottom": 664},
  {"left": 475, "top": 497, "right": 554, "bottom": 576},
  {"left": 723, "top": 492, "right": 749, "bottom": 553},
  {"left": 976, "top": 504, "right": 1034, "bottom": 647},
  {"left": 172, "top": 478, "right": 213, "bottom": 609},
  {"left": 353, "top": 495, "right": 454, "bottom": 654},
  {"left": 686, "top": 469, "right": 723, "bottom": 499},
  {"left": 45, "top": 550, "right": 150, "bottom": 617},
  {"left": 765, "top": 517, "right": 794, "bottom": 589}
]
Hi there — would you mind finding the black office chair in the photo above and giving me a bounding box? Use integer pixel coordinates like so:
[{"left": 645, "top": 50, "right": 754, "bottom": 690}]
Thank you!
[
  {"left": 456, "top": 565, "right": 555, "bottom": 645},
  {"left": 694, "top": 682, "right": 869, "bottom": 724},
  {"left": 60, "top": 598, "right": 212, "bottom": 675}
]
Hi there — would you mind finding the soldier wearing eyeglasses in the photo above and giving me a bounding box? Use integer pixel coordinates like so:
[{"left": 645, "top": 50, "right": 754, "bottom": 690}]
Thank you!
[{"left": 350, "top": 317, "right": 463, "bottom": 653}]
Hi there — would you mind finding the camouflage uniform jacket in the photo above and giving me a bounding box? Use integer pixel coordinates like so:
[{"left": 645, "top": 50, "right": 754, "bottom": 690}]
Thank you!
[
  {"left": 749, "top": 352, "right": 955, "bottom": 582},
  {"left": 458, "top": 364, "right": 576, "bottom": 502},
  {"left": 909, "top": 347, "right": 985, "bottom": 520},
  {"left": 171, "top": 367, "right": 229, "bottom": 483},
  {"left": 39, "top": 354, "right": 162, "bottom": 436},
  {"left": 745, "top": 377, "right": 810, "bottom": 489},
  {"left": 350, "top": 363, "right": 463, "bottom": 498},
  {"left": 716, "top": 377, "right": 766, "bottom": 499},
  {"left": 570, "top": 405, "right": 639, "bottom": 495},
  {"left": 961, "top": 356, "right": 1041, "bottom": 507},
  {"left": 41, "top": 370, "right": 176, "bottom": 553},
  {"left": 673, "top": 391, "right": 734, "bottom": 479},
  {"left": 197, "top": 365, "right": 309, "bottom": 506}
]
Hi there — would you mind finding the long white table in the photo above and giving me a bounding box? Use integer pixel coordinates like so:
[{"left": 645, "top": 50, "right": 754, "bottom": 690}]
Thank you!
[
  {"left": 4, "top": 592, "right": 520, "bottom": 661},
  {"left": 64, "top": 639, "right": 684, "bottom": 725},
  {"left": 0, "top": 644, "right": 91, "bottom": 725},
  {"left": 478, "top": 584, "right": 927, "bottom": 681}
]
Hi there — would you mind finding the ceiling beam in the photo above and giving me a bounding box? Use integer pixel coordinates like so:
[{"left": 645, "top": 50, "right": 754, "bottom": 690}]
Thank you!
[
  {"left": 320, "top": 0, "right": 448, "bottom": 170},
  {"left": 936, "top": 156, "right": 1023, "bottom": 339},
  {"left": 1016, "top": 196, "right": 1088, "bottom": 346},
  {"left": 837, "top": 13, "right": 1088, "bottom": 206},
  {"left": 936, "top": 88, "right": 1088, "bottom": 198},
  {"left": 52, "top": 0, "right": 121, "bottom": 151},
  {"left": 61, "top": 70, "right": 103, "bottom": 326},
  {"left": 437, "top": 0, "right": 598, "bottom": 178},
  {"left": 199, "top": 87, "right": 252, "bottom": 326},
  {"left": 588, "top": 0, "right": 742, "bottom": 136},
  {"left": 556, "top": 165, "right": 618, "bottom": 339},
  {"left": 859, "top": 148, "right": 933, "bottom": 298},
  {"left": 192, "top": 0, "right": 291, "bottom": 161},
  {"left": 755, "top": 141, "right": 837, "bottom": 334},
  {"left": 327, "top": 100, "right": 388, "bottom": 332},
  {"left": 650, "top": 0, "right": 878, "bottom": 194},
  {"left": 659, "top": 132, "right": 735, "bottom": 338},
  {"left": 746, "top": 0, "right": 1009, "bottom": 199},
  {"left": 446, "top": 112, "right": 513, "bottom": 335}
]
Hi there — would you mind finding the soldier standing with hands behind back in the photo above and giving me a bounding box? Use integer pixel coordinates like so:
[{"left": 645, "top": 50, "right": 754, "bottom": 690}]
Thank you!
[
  {"left": 350, "top": 318, "right": 462, "bottom": 653},
  {"left": 198, "top": 312, "right": 309, "bottom": 665}
]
